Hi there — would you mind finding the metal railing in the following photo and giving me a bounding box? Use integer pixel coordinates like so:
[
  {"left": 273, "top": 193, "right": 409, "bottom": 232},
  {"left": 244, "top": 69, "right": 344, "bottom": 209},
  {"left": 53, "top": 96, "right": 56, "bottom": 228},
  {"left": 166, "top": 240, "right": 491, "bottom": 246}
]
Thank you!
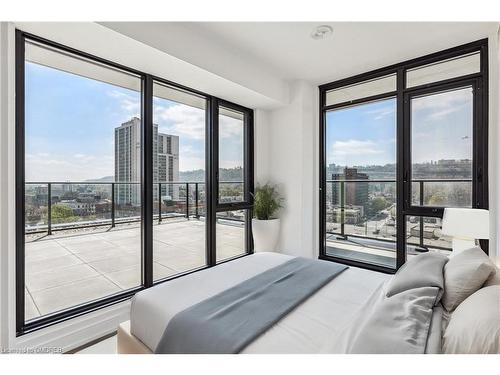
[
  {"left": 24, "top": 181, "right": 243, "bottom": 235},
  {"left": 326, "top": 178, "right": 472, "bottom": 250}
]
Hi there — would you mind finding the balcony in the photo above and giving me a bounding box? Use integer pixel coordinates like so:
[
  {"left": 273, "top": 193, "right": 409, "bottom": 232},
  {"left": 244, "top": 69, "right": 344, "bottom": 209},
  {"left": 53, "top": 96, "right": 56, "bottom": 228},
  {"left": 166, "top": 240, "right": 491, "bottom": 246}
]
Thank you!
[
  {"left": 24, "top": 181, "right": 246, "bottom": 321},
  {"left": 325, "top": 178, "right": 470, "bottom": 267}
]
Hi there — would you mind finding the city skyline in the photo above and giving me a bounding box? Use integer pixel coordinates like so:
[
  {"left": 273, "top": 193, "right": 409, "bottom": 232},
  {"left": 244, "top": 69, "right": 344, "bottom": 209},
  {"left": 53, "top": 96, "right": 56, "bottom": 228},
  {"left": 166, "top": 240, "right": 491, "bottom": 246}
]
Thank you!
[{"left": 25, "top": 61, "right": 244, "bottom": 182}]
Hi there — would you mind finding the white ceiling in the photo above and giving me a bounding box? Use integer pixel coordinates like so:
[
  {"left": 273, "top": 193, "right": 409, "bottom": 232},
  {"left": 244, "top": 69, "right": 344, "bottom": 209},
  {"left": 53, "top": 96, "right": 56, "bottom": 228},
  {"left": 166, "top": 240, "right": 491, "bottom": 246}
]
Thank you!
[
  {"left": 14, "top": 22, "right": 500, "bottom": 111},
  {"left": 182, "top": 22, "right": 498, "bottom": 84},
  {"left": 98, "top": 22, "right": 499, "bottom": 108}
]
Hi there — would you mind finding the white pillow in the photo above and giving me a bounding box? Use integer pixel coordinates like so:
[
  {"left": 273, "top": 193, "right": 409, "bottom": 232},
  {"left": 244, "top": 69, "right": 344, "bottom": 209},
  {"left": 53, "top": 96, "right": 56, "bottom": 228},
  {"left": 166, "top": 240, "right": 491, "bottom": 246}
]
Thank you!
[
  {"left": 442, "top": 246, "right": 496, "bottom": 312},
  {"left": 443, "top": 285, "right": 500, "bottom": 354}
]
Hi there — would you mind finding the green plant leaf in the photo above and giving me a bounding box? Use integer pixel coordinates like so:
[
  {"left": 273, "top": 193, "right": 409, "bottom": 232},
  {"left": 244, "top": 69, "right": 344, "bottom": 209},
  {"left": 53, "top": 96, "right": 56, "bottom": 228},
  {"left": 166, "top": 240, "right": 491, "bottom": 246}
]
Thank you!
[{"left": 251, "top": 183, "right": 283, "bottom": 220}]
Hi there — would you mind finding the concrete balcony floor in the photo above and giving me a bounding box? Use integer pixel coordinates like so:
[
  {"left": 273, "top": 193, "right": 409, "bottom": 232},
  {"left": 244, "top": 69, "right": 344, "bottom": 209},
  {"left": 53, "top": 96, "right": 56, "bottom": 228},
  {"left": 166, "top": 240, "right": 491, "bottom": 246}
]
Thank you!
[{"left": 24, "top": 218, "right": 245, "bottom": 321}]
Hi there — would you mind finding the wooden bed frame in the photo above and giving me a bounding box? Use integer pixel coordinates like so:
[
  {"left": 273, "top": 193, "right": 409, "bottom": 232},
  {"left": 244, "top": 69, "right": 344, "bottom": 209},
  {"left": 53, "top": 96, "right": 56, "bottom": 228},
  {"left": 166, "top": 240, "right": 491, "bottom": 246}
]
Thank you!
[{"left": 117, "top": 321, "right": 152, "bottom": 354}]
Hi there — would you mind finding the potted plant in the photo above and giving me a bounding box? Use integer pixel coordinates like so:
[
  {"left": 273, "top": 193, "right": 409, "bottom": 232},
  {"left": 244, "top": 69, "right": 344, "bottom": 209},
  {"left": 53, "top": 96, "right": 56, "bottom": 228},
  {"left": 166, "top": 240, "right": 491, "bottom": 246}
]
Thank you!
[{"left": 251, "top": 183, "right": 283, "bottom": 252}]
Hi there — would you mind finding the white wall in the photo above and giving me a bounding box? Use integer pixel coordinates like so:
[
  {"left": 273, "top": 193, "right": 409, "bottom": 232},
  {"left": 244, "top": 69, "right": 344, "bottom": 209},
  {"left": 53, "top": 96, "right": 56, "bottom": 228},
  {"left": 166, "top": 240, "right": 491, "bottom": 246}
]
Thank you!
[
  {"left": 0, "top": 21, "right": 12, "bottom": 350},
  {"left": 264, "top": 81, "right": 318, "bottom": 258},
  {"left": 254, "top": 109, "right": 271, "bottom": 183}
]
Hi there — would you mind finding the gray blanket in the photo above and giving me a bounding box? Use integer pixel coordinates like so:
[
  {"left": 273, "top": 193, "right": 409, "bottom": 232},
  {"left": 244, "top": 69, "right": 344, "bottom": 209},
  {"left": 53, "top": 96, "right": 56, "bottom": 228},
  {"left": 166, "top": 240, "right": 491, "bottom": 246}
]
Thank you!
[{"left": 155, "top": 257, "right": 347, "bottom": 353}]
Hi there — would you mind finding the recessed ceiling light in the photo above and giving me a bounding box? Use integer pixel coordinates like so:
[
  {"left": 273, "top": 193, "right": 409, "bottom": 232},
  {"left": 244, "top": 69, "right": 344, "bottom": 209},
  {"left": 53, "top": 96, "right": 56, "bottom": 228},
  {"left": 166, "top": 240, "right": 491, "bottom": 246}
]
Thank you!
[{"left": 311, "top": 25, "right": 333, "bottom": 40}]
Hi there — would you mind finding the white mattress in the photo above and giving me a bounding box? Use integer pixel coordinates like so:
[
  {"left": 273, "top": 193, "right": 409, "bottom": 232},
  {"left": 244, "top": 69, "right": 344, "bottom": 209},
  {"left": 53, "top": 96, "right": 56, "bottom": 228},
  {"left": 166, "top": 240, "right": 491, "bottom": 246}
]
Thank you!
[{"left": 130, "top": 252, "right": 390, "bottom": 353}]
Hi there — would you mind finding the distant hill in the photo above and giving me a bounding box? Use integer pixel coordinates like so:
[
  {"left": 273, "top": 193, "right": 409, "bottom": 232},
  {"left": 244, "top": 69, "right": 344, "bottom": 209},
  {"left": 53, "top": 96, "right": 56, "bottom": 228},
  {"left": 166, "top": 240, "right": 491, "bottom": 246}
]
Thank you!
[
  {"left": 180, "top": 167, "right": 243, "bottom": 182},
  {"left": 86, "top": 167, "right": 244, "bottom": 183},
  {"left": 179, "top": 169, "right": 204, "bottom": 182},
  {"left": 84, "top": 176, "right": 114, "bottom": 182}
]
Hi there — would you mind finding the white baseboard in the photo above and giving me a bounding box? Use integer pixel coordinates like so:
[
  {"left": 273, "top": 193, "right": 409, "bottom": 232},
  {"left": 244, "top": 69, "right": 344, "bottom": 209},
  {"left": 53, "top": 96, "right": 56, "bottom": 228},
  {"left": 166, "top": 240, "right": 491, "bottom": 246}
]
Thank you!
[{"left": 10, "top": 300, "right": 131, "bottom": 353}]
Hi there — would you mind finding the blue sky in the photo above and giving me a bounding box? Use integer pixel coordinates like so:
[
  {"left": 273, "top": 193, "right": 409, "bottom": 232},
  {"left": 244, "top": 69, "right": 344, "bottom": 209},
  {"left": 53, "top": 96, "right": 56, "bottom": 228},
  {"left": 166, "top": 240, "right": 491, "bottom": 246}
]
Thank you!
[
  {"left": 25, "top": 62, "right": 243, "bottom": 182},
  {"left": 326, "top": 99, "right": 396, "bottom": 167},
  {"left": 326, "top": 88, "right": 472, "bottom": 168}
]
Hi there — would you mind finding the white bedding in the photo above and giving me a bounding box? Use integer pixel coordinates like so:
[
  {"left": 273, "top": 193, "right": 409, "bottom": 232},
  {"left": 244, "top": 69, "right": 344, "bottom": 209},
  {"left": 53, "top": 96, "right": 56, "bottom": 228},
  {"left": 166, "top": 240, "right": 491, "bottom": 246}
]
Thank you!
[{"left": 130, "top": 252, "right": 389, "bottom": 353}]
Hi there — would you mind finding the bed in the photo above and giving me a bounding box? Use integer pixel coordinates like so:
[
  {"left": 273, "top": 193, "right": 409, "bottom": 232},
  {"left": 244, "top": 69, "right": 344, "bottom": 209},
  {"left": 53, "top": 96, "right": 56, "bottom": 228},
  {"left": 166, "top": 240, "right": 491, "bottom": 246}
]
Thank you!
[{"left": 118, "top": 250, "right": 500, "bottom": 354}]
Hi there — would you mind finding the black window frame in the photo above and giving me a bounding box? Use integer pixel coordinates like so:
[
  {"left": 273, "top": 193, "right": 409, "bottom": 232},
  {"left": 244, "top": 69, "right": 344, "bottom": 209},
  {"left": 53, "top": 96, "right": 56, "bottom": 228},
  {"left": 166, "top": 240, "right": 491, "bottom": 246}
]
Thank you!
[
  {"left": 15, "top": 30, "right": 254, "bottom": 336},
  {"left": 212, "top": 99, "right": 255, "bottom": 264},
  {"left": 319, "top": 38, "right": 488, "bottom": 274}
]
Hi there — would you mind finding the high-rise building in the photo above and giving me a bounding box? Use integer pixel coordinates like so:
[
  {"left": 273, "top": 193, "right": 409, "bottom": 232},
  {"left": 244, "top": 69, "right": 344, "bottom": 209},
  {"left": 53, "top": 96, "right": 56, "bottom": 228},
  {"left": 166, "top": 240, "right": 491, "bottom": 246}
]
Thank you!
[
  {"left": 331, "top": 167, "right": 369, "bottom": 215},
  {"left": 157, "top": 132, "right": 179, "bottom": 201},
  {"left": 115, "top": 117, "right": 179, "bottom": 205}
]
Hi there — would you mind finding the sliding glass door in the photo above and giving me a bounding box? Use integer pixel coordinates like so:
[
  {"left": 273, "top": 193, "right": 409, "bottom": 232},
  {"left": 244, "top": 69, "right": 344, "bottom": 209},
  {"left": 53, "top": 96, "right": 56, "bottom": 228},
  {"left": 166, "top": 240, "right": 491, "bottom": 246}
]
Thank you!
[
  {"left": 151, "top": 81, "right": 208, "bottom": 281},
  {"left": 325, "top": 97, "right": 397, "bottom": 269},
  {"left": 319, "top": 40, "right": 488, "bottom": 272},
  {"left": 16, "top": 31, "right": 254, "bottom": 335},
  {"left": 405, "top": 85, "right": 475, "bottom": 256},
  {"left": 22, "top": 39, "right": 144, "bottom": 321}
]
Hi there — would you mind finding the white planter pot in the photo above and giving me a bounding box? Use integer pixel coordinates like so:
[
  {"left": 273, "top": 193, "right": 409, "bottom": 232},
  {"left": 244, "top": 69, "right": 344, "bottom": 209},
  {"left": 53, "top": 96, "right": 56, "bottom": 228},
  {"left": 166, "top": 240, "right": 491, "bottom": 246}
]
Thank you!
[{"left": 252, "top": 218, "right": 280, "bottom": 252}]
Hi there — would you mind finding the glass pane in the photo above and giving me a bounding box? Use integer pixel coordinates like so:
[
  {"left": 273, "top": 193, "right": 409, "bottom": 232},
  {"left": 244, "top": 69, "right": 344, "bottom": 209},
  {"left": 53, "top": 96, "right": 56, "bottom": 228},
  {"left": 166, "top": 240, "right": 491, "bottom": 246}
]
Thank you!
[
  {"left": 406, "top": 216, "right": 452, "bottom": 260},
  {"left": 216, "top": 210, "right": 247, "bottom": 262},
  {"left": 24, "top": 40, "right": 142, "bottom": 320},
  {"left": 325, "top": 74, "right": 396, "bottom": 106},
  {"left": 152, "top": 82, "right": 207, "bottom": 281},
  {"left": 410, "top": 87, "right": 473, "bottom": 208},
  {"left": 325, "top": 98, "right": 397, "bottom": 269},
  {"left": 411, "top": 181, "right": 472, "bottom": 207},
  {"left": 218, "top": 107, "right": 245, "bottom": 203},
  {"left": 406, "top": 52, "right": 480, "bottom": 88}
]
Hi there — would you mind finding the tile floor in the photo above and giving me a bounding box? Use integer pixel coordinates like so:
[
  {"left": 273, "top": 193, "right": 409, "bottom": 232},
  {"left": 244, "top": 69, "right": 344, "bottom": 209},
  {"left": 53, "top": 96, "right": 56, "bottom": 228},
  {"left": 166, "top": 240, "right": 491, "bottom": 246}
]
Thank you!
[{"left": 25, "top": 219, "right": 245, "bottom": 320}]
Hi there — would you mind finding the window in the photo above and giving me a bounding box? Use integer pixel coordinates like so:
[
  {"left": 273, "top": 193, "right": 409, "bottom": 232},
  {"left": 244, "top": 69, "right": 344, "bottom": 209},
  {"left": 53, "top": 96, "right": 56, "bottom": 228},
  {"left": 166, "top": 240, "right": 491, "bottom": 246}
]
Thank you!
[
  {"left": 152, "top": 82, "right": 207, "bottom": 281},
  {"left": 406, "top": 52, "right": 480, "bottom": 88},
  {"left": 214, "top": 101, "right": 253, "bottom": 262},
  {"left": 216, "top": 210, "right": 249, "bottom": 262},
  {"left": 405, "top": 215, "right": 452, "bottom": 259},
  {"left": 23, "top": 40, "right": 143, "bottom": 321},
  {"left": 325, "top": 98, "right": 397, "bottom": 269},
  {"left": 217, "top": 106, "right": 247, "bottom": 204},
  {"left": 325, "top": 74, "right": 396, "bottom": 106},
  {"left": 410, "top": 87, "right": 473, "bottom": 208},
  {"left": 320, "top": 39, "right": 488, "bottom": 273},
  {"left": 16, "top": 31, "right": 254, "bottom": 335}
]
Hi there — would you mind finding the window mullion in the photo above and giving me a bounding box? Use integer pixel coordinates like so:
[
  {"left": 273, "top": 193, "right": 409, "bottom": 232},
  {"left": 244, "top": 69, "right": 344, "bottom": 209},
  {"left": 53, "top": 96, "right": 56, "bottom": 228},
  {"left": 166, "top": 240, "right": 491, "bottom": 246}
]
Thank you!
[{"left": 141, "top": 75, "right": 154, "bottom": 288}]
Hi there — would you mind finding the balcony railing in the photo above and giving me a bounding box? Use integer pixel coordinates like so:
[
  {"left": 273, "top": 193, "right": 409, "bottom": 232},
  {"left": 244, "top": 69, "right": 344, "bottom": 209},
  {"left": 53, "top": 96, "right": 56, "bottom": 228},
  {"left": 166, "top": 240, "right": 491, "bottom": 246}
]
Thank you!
[
  {"left": 24, "top": 181, "right": 244, "bottom": 235},
  {"left": 326, "top": 178, "right": 472, "bottom": 251}
]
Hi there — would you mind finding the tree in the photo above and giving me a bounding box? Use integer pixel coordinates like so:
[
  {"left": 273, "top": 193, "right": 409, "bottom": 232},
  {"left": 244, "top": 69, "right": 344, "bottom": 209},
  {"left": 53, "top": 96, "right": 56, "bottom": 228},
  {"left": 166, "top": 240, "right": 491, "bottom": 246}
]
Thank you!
[
  {"left": 369, "top": 197, "right": 388, "bottom": 215},
  {"left": 219, "top": 184, "right": 242, "bottom": 200},
  {"left": 51, "top": 204, "right": 78, "bottom": 224},
  {"left": 428, "top": 191, "right": 447, "bottom": 206}
]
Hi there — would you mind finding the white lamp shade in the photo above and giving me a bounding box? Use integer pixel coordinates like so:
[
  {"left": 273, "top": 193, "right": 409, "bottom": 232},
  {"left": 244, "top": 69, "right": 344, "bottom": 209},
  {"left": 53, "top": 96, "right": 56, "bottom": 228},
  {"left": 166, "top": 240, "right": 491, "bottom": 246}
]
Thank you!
[{"left": 441, "top": 208, "right": 489, "bottom": 239}]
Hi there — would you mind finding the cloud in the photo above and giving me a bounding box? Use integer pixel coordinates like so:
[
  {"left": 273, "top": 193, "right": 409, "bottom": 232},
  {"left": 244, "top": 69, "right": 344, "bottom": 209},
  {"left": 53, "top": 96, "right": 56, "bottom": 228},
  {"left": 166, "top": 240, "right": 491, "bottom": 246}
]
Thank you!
[
  {"left": 366, "top": 106, "right": 395, "bottom": 121},
  {"left": 179, "top": 156, "right": 205, "bottom": 171},
  {"left": 155, "top": 104, "right": 205, "bottom": 140},
  {"left": 155, "top": 103, "right": 243, "bottom": 140},
  {"left": 412, "top": 88, "right": 472, "bottom": 120},
  {"left": 26, "top": 153, "right": 113, "bottom": 181},
  {"left": 219, "top": 115, "right": 244, "bottom": 139},
  {"left": 329, "top": 139, "right": 390, "bottom": 166},
  {"left": 108, "top": 90, "right": 140, "bottom": 118},
  {"left": 331, "top": 140, "right": 384, "bottom": 157}
]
